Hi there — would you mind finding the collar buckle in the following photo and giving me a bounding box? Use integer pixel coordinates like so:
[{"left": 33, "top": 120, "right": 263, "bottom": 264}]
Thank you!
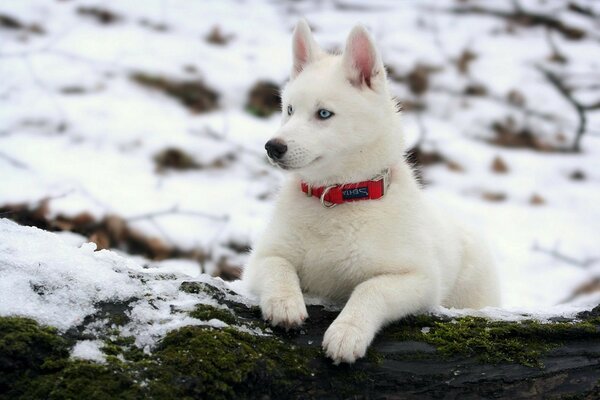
[{"left": 320, "top": 185, "right": 338, "bottom": 208}]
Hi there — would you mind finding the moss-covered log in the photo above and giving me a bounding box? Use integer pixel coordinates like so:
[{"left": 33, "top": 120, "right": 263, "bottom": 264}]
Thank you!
[{"left": 1, "top": 281, "right": 599, "bottom": 399}]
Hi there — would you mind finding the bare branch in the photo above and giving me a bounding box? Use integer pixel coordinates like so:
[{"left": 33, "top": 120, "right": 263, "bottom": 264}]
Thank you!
[
  {"left": 532, "top": 242, "right": 598, "bottom": 268},
  {"left": 125, "top": 205, "right": 229, "bottom": 223},
  {"left": 0, "top": 151, "right": 29, "bottom": 169},
  {"left": 537, "top": 66, "right": 597, "bottom": 152},
  {"left": 448, "top": 4, "right": 587, "bottom": 40}
]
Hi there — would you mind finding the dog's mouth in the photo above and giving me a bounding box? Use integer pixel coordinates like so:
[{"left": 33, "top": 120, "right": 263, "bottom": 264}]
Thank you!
[{"left": 268, "top": 156, "right": 322, "bottom": 170}]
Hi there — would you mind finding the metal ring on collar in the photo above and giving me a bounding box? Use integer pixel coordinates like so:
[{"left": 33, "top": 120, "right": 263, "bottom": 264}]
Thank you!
[{"left": 320, "top": 185, "right": 337, "bottom": 208}]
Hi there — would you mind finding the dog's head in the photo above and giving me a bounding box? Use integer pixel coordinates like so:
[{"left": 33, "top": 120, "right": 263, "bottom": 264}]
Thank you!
[{"left": 265, "top": 20, "right": 402, "bottom": 185}]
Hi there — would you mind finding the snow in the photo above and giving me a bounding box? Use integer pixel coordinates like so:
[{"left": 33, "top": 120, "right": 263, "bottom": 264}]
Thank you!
[
  {"left": 71, "top": 340, "right": 107, "bottom": 363},
  {"left": 0, "top": 219, "right": 245, "bottom": 351},
  {"left": 0, "top": 220, "right": 142, "bottom": 331},
  {"left": 0, "top": 0, "right": 599, "bottom": 341}
]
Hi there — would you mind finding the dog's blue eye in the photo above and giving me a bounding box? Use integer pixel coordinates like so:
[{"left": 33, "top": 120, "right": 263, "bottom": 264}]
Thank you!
[
  {"left": 317, "top": 109, "right": 333, "bottom": 120},
  {"left": 287, "top": 105, "right": 293, "bottom": 116}
]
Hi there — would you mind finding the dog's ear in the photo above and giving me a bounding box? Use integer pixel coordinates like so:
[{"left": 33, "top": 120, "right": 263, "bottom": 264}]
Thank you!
[
  {"left": 291, "top": 19, "right": 322, "bottom": 79},
  {"left": 342, "top": 25, "right": 383, "bottom": 89}
]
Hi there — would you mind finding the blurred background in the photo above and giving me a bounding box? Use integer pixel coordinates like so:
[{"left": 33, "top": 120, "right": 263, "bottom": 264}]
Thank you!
[{"left": 0, "top": 0, "right": 599, "bottom": 311}]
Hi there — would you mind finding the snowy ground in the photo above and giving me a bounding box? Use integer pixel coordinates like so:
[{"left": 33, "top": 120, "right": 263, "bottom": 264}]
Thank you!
[{"left": 1, "top": 0, "right": 599, "bottom": 344}]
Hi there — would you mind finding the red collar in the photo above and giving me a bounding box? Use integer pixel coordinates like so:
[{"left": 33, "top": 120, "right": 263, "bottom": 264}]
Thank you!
[{"left": 301, "top": 169, "right": 391, "bottom": 208}]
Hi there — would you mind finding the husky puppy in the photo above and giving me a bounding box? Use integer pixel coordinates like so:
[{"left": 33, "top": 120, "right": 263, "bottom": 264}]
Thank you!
[{"left": 243, "top": 20, "right": 500, "bottom": 364}]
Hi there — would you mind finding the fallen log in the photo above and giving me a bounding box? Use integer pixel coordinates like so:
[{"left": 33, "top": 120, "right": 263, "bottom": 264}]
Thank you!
[{"left": 1, "top": 280, "right": 599, "bottom": 399}]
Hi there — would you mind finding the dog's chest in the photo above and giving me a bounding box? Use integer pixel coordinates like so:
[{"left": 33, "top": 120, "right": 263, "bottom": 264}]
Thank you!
[{"left": 294, "top": 206, "right": 379, "bottom": 301}]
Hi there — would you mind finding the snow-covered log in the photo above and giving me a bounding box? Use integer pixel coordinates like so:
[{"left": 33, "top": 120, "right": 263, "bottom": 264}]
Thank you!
[{"left": 1, "top": 220, "right": 599, "bottom": 399}]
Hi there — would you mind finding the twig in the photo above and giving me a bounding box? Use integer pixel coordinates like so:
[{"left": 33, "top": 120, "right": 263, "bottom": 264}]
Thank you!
[
  {"left": 568, "top": 2, "right": 600, "bottom": 20},
  {"left": 148, "top": 218, "right": 175, "bottom": 246},
  {"left": 0, "top": 151, "right": 29, "bottom": 169},
  {"left": 537, "top": 66, "right": 600, "bottom": 152},
  {"left": 24, "top": 56, "right": 68, "bottom": 132},
  {"left": 429, "top": 84, "right": 558, "bottom": 121},
  {"left": 532, "top": 242, "right": 598, "bottom": 268},
  {"left": 545, "top": 27, "right": 567, "bottom": 63},
  {"left": 448, "top": 4, "right": 587, "bottom": 40},
  {"left": 125, "top": 205, "right": 229, "bottom": 223}
]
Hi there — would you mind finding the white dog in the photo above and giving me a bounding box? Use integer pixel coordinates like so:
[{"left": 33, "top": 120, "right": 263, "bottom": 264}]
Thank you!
[{"left": 243, "top": 20, "right": 500, "bottom": 364}]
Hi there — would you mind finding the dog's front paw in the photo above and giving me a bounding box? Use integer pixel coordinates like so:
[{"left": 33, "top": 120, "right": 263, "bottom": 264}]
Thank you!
[
  {"left": 322, "top": 320, "right": 372, "bottom": 365},
  {"left": 261, "top": 294, "right": 308, "bottom": 329}
]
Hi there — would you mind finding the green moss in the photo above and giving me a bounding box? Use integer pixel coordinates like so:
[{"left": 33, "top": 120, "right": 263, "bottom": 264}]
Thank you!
[
  {"left": 0, "top": 317, "right": 144, "bottom": 399},
  {"left": 180, "top": 281, "right": 267, "bottom": 330},
  {"left": 189, "top": 304, "right": 237, "bottom": 325},
  {"left": 429, "top": 317, "right": 599, "bottom": 367},
  {"left": 0, "top": 316, "right": 70, "bottom": 396},
  {"left": 365, "top": 348, "right": 384, "bottom": 365},
  {"left": 385, "top": 314, "right": 437, "bottom": 342},
  {"left": 147, "top": 326, "right": 315, "bottom": 399},
  {"left": 102, "top": 335, "right": 145, "bottom": 362},
  {"left": 0, "top": 316, "right": 315, "bottom": 400},
  {"left": 29, "top": 360, "right": 143, "bottom": 400},
  {"left": 384, "top": 315, "right": 599, "bottom": 368}
]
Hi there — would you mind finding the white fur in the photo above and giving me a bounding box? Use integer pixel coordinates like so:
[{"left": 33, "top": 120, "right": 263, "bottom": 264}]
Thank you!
[{"left": 243, "top": 20, "right": 500, "bottom": 365}]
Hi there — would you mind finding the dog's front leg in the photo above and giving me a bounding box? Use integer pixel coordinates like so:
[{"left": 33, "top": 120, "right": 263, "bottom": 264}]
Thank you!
[
  {"left": 323, "top": 273, "right": 435, "bottom": 364},
  {"left": 250, "top": 256, "right": 307, "bottom": 329}
]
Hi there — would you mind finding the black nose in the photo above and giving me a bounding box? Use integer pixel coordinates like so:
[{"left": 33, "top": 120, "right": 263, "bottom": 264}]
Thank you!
[{"left": 265, "top": 139, "right": 288, "bottom": 159}]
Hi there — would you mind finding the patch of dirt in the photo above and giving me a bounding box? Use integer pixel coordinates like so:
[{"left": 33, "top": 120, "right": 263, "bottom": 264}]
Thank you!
[
  {"left": 246, "top": 81, "right": 281, "bottom": 117},
  {"left": 530, "top": 193, "right": 545, "bottom": 205},
  {"left": 0, "top": 201, "right": 255, "bottom": 280},
  {"left": 398, "top": 100, "right": 426, "bottom": 113},
  {"left": 407, "top": 65, "right": 430, "bottom": 96},
  {"left": 139, "top": 18, "right": 168, "bottom": 32},
  {"left": 405, "top": 145, "right": 463, "bottom": 182},
  {"left": 464, "top": 83, "right": 487, "bottom": 96},
  {"left": 406, "top": 146, "right": 445, "bottom": 167},
  {"left": 153, "top": 148, "right": 236, "bottom": 172},
  {"left": 154, "top": 148, "right": 201, "bottom": 171},
  {"left": 205, "top": 26, "right": 234, "bottom": 45},
  {"left": 446, "top": 160, "right": 464, "bottom": 172},
  {"left": 59, "top": 86, "right": 88, "bottom": 95},
  {"left": 0, "top": 13, "right": 44, "bottom": 34},
  {"left": 482, "top": 191, "right": 507, "bottom": 202},
  {"left": 183, "top": 65, "right": 198, "bottom": 74},
  {"left": 0, "top": 201, "right": 204, "bottom": 263},
  {"left": 76, "top": 6, "right": 121, "bottom": 25},
  {"left": 570, "top": 170, "right": 586, "bottom": 181},
  {"left": 489, "top": 117, "right": 558, "bottom": 152},
  {"left": 507, "top": 89, "right": 526, "bottom": 107},
  {"left": 59, "top": 85, "right": 104, "bottom": 95},
  {"left": 491, "top": 156, "right": 509, "bottom": 174},
  {"left": 131, "top": 73, "right": 219, "bottom": 113},
  {"left": 565, "top": 277, "right": 600, "bottom": 303},
  {"left": 214, "top": 257, "right": 242, "bottom": 281},
  {"left": 390, "top": 64, "right": 443, "bottom": 96},
  {"left": 548, "top": 50, "right": 568, "bottom": 64},
  {"left": 455, "top": 49, "right": 477, "bottom": 75}
]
